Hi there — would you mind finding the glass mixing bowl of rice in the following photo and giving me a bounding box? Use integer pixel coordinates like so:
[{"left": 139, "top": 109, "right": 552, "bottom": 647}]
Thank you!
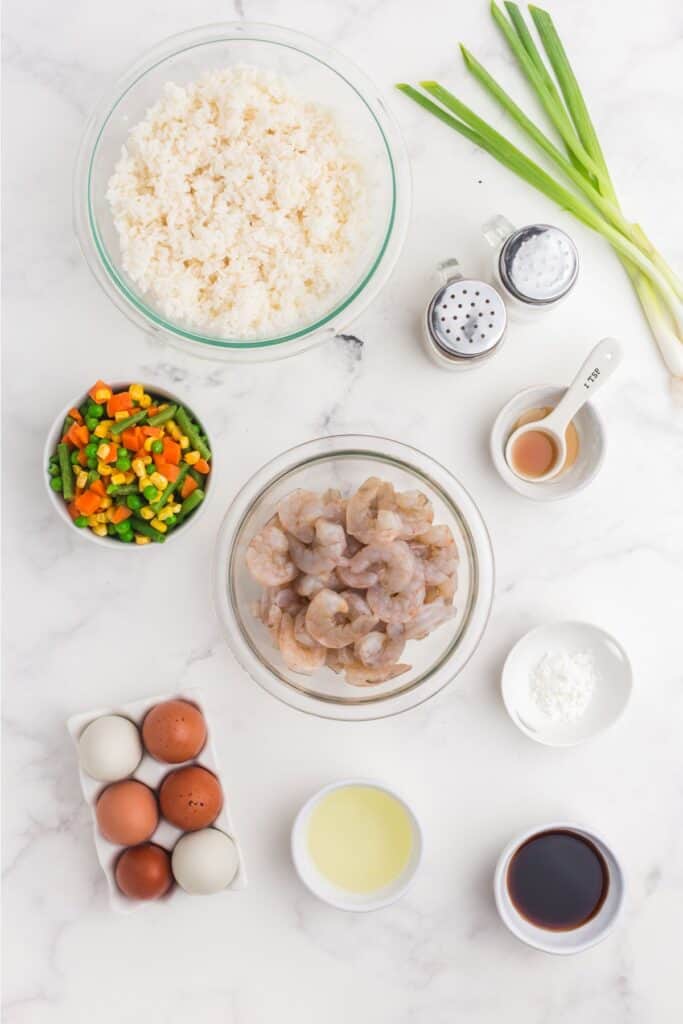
[
  {"left": 214, "top": 436, "right": 494, "bottom": 721},
  {"left": 74, "top": 22, "right": 411, "bottom": 362}
]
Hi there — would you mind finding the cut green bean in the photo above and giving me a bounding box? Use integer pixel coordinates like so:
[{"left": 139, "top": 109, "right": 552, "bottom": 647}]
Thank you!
[
  {"left": 130, "top": 517, "right": 166, "bottom": 543},
  {"left": 147, "top": 404, "right": 177, "bottom": 427},
  {"left": 107, "top": 483, "right": 139, "bottom": 496},
  {"left": 110, "top": 409, "right": 148, "bottom": 435},
  {"left": 57, "top": 443, "right": 74, "bottom": 501},
  {"left": 152, "top": 463, "right": 190, "bottom": 514},
  {"left": 179, "top": 488, "right": 204, "bottom": 520},
  {"left": 175, "top": 407, "right": 211, "bottom": 461}
]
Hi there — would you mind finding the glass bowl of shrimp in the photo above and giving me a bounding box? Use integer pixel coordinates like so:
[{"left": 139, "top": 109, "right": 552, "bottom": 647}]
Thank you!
[{"left": 214, "top": 435, "right": 494, "bottom": 721}]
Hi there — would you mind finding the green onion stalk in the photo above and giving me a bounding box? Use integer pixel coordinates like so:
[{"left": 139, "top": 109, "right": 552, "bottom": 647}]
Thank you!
[{"left": 397, "top": 2, "right": 683, "bottom": 383}]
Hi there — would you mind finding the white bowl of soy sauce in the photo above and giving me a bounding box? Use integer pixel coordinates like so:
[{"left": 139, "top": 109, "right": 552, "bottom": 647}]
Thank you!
[{"left": 494, "top": 823, "right": 625, "bottom": 954}]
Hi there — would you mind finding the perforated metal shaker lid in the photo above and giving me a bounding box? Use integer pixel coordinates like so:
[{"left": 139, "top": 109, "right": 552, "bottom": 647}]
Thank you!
[
  {"left": 499, "top": 224, "right": 579, "bottom": 305},
  {"left": 427, "top": 278, "right": 507, "bottom": 361}
]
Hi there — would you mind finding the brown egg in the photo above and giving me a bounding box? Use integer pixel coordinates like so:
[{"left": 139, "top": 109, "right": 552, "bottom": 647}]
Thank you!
[
  {"left": 142, "top": 700, "right": 207, "bottom": 763},
  {"left": 115, "top": 843, "right": 173, "bottom": 900},
  {"left": 159, "top": 765, "right": 223, "bottom": 831},
  {"left": 96, "top": 780, "right": 158, "bottom": 845}
]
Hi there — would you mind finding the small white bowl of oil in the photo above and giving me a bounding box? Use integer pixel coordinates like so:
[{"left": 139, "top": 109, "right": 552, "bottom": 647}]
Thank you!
[
  {"left": 490, "top": 385, "right": 605, "bottom": 500},
  {"left": 291, "top": 779, "right": 422, "bottom": 911}
]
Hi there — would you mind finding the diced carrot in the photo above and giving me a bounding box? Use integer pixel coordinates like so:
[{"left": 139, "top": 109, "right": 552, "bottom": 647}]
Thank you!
[
  {"left": 121, "top": 427, "right": 143, "bottom": 451},
  {"left": 68, "top": 407, "right": 83, "bottom": 423},
  {"left": 75, "top": 490, "right": 101, "bottom": 515},
  {"left": 194, "top": 459, "right": 210, "bottom": 475},
  {"left": 67, "top": 501, "right": 80, "bottom": 520},
  {"left": 141, "top": 425, "right": 163, "bottom": 439},
  {"left": 106, "top": 392, "right": 134, "bottom": 417},
  {"left": 153, "top": 461, "right": 179, "bottom": 482},
  {"left": 90, "top": 479, "right": 106, "bottom": 497},
  {"left": 88, "top": 380, "right": 112, "bottom": 404},
  {"left": 146, "top": 406, "right": 159, "bottom": 417},
  {"left": 162, "top": 437, "right": 181, "bottom": 465},
  {"left": 109, "top": 505, "right": 132, "bottom": 524},
  {"left": 180, "top": 476, "right": 198, "bottom": 500},
  {"left": 67, "top": 424, "right": 89, "bottom": 448},
  {"left": 99, "top": 442, "right": 118, "bottom": 464},
  {"left": 77, "top": 449, "right": 88, "bottom": 467}
]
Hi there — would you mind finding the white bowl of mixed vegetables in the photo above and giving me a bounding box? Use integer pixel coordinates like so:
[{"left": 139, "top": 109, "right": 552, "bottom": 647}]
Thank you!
[{"left": 44, "top": 380, "right": 213, "bottom": 547}]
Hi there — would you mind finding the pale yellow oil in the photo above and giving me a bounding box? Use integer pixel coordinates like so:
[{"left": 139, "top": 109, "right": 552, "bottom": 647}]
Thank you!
[{"left": 307, "top": 785, "right": 414, "bottom": 893}]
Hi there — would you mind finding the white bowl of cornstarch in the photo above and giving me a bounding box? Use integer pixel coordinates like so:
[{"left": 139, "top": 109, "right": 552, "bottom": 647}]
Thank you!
[{"left": 501, "top": 622, "right": 633, "bottom": 747}]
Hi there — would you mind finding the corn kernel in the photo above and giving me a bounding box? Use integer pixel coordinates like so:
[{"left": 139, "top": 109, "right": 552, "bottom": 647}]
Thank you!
[
  {"left": 92, "top": 524, "right": 108, "bottom": 537},
  {"left": 87, "top": 515, "right": 99, "bottom": 527},
  {"left": 123, "top": 471, "right": 136, "bottom": 484},
  {"left": 97, "top": 443, "right": 111, "bottom": 460},
  {"left": 140, "top": 476, "right": 152, "bottom": 490},
  {"left": 179, "top": 435, "right": 190, "bottom": 450},
  {"left": 100, "top": 497, "right": 112, "bottom": 509},
  {"left": 106, "top": 507, "right": 117, "bottom": 522},
  {"left": 140, "top": 506, "right": 155, "bottom": 521},
  {"left": 98, "top": 462, "right": 113, "bottom": 476},
  {"left": 95, "top": 387, "right": 111, "bottom": 403},
  {"left": 95, "top": 512, "right": 108, "bottom": 524},
  {"left": 150, "top": 472, "right": 167, "bottom": 490},
  {"left": 151, "top": 518, "right": 167, "bottom": 534},
  {"left": 143, "top": 455, "right": 153, "bottom": 465},
  {"left": 134, "top": 534, "right": 151, "bottom": 545},
  {"left": 143, "top": 437, "right": 154, "bottom": 452},
  {"left": 129, "top": 384, "right": 144, "bottom": 401},
  {"left": 157, "top": 505, "right": 174, "bottom": 522},
  {"left": 139, "top": 394, "right": 152, "bottom": 409},
  {"left": 185, "top": 450, "right": 200, "bottom": 466},
  {"left": 166, "top": 421, "right": 181, "bottom": 440},
  {"left": 132, "top": 459, "right": 146, "bottom": 478},
  {"left": 76, "top": 471, "right": 88, "bottom": 490},
  {"left": 114, "top": 410, "right": 129, "bottom": 422},
  {"left": 111, "top": 472, "right": 126, "bottom": 486},
  {"left": 94, "top": 422, "right": 111, "bottom": 439},
  {"left": 172, "top": 503, "right": 182, "bottom": 514}
]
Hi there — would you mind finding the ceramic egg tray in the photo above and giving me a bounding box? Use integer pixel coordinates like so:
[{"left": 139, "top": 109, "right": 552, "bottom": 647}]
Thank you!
[{"left": 67, "top": 687, "right": 247, "bottom": 913}]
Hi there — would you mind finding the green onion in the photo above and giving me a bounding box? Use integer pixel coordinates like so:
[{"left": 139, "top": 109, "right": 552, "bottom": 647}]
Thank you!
[{"left": 397, "top": 3, "right": 683, "bottom": 381}]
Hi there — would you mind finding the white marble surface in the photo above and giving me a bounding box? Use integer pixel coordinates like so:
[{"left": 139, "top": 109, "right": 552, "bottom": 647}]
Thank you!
[{"left": 3, "top": 0, "right": 683, "bottom": 1020}]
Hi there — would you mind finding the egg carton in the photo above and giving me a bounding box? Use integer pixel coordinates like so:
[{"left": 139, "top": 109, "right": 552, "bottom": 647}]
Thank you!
[{"left": 67, "top": 687, "right": 247, "bottom": 913}]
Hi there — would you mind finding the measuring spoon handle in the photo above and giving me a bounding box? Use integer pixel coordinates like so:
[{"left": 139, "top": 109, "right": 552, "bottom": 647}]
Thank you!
[{"left": 545, "top": 337, "right": 622, "bottom": 432}]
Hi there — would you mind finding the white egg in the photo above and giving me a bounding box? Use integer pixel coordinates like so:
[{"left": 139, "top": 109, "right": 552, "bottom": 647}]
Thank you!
[
  {"left": 172, "top": 829, "right": 239, "bottom": 895},
  {"left": 78, "top": 715, "right": 142, "bottom": 782}
]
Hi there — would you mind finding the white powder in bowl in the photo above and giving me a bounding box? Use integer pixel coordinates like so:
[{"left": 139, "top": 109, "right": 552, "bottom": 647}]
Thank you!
[
  {"left": 106, "top": 65, "right": 367, "bottom": 339},
  {"left": 530, "top": 649, "right": 598, "bottom": 722}
]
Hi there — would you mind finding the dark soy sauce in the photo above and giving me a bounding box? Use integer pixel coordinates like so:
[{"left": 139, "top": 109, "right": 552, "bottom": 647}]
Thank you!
[{"left": 507, "top": 829, "right": 609, "bottom": 931}]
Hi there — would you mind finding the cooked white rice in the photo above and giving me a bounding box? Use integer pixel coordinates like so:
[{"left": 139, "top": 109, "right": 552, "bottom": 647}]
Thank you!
[{"left": 106, "top": 65, "right": 366, "bottom": 338}]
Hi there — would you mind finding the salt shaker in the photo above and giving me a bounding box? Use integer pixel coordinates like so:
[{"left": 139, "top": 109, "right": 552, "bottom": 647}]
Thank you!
[
  {"left": 423, "top": 257, "right": 508, "bottom": 371},
  {"left": 483, "top": 215, "right": 579, "bottom": 321}
]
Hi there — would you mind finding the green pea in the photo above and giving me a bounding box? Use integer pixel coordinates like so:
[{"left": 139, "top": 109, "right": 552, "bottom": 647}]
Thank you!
[
  {"left": 116, "top": 456, "right": 131, "bottom": 472},
  {"left": 85, "top": 417, "right": 98, "bottom": 431},
  {"left": 70, "top": 450, "right": 80, "bottom": 464},
  {"left": 87, "top": 470, "right": 100, "bottom": 484},
  {"left": 143, "top": 485, "right": 158, "bottom": 501},
  {"left": 49, "top": 463, "right": 61, "bottom": 477},
  {"left": 85, "top": 442, "right": 98, "bottom": 458},
  {"left": 165, "top": 514, "right": 177, "bottom": 526},
  {"left": 151, "top": 439, "right": 164, "bottom": 454},
  {"left": 126, "top": 494, "right": 143, "bottom": 511},
  {"left": 87, "top": 402, "right": 104, "bottom": 420},
  {"left": 50, "top": 477, "right": 63, "bottom": 492},
  {"left": 87, "top": 457, "right": 98, "bottom": 470},
  {"left": 106, "top": 484, "right": 116, "bottom": 495},
  {"left": 74, "top": 515, "right": 89, "bottom": 528},
  {"left": 114, "top": 521, "right": 131, "bottom": 536},
  {"left": 107, "top": 524, "right": 117, "bottom": 536}
]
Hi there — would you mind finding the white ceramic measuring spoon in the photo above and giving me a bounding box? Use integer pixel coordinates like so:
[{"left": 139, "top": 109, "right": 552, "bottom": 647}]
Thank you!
[{"left": 505, "top": 337, "right": 622, "bottom": 483}]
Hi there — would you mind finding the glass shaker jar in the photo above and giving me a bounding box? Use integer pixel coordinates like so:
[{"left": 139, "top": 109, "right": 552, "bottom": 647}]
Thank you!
[
  {"left": 423, "top": 258, "right": 508, "bottom": 371},
  {"left": 483, "top": 215, "right": 579, "bottom": 321}
]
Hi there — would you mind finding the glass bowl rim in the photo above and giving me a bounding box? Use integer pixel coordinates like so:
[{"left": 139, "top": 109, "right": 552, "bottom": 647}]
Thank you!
[
  {"left": 213, "top": 434, "right": 495, "bottom": 721},
  {"left": 73, "top": 21, "right": 411, "bottom": 353}
]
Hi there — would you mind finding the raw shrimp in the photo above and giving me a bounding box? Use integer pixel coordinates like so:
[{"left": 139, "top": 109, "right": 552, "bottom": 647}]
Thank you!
[
  {"left": 346, "top": 477, "right": 402, "bottom": 544},
  {"left": 426, "top": 574, "right": 457, "bottom": 605},
  {"left": 344, "top": 662, "right": 411, "bottom": 687},
  {"left": 412, "top": 525, "right": 458, "bottom": 585},
  {"left": 278, "top": 612, "right": 326, "bottom": 674},
  {"left": 354, "top": 627, "right": 406, "bottom": 668},
  {"left": 337, "top": 540, "right": 415, "bottom": 592},
  {"left": 256, "top": 583, "right": 302, "bottom": 633},
  {"left": 296, "top": 569, "right": 343, "bottom": 599},
  {"left": 367, "top": 568, "right": 426, "bottom": 625},
  {"left": 391, "top": 489, "right": 435, "bottom": 540},
  {"left": 305, "top": 589, "right": 377, "bottom": 649},
  {"left": 246, "top": 522, "right": 298, "bottom": 587},
  {"left": 277, "top": 490, "right": 326, "bottom": 543},
  {"left": 402, "top": 599, "right": 456, "bottom": 641},
  {"left": 287, "top": 519, "right": 346, "bottom": 575}
]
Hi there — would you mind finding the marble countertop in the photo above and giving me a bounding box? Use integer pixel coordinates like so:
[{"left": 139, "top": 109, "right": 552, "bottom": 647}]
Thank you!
[{"left": 3, "top": 0, "right": 683, "bottom": 1020}]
